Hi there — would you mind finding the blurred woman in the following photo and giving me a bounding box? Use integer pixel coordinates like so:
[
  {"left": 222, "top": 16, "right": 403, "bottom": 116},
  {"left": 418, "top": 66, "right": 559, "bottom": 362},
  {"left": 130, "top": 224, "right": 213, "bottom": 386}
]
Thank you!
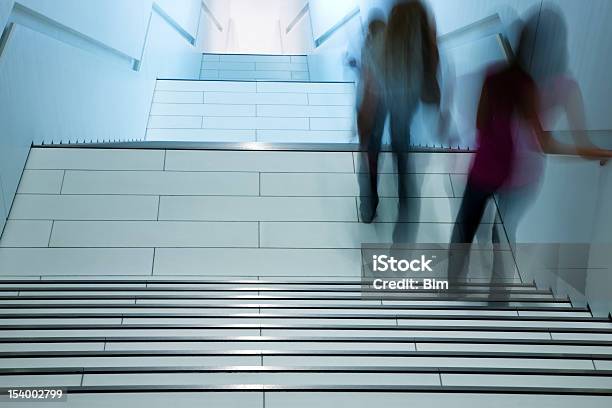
[
  {"left": 358, "top": 1, "right": 440, "bottom": 226},
  {"left": 448, "top": 5, "right": 612, "bottom": 285}
]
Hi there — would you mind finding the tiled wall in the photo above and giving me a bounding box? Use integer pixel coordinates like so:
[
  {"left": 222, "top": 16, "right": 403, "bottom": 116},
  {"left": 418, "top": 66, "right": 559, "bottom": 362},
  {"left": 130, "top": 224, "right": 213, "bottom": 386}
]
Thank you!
[
  {"left": 0, "top": 147, "right": 511, "bottom": 279},
  {"left": 200, "top": 54, "right": 310, "bottom": 81},
  {"left": 147, "top": 79, "right": 356, "bottom": 142}
]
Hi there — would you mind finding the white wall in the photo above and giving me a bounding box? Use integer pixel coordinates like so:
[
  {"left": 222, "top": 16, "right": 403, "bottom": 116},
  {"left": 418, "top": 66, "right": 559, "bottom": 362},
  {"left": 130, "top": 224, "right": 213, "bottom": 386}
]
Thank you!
[
  {"left": 0, "top": 0, "right": 202, "bottom": 233},
  {"left": 197, "top": 0, "right": 312, "bottom": 54},
  {"left": 15, "top": 0, "right": 152, "bottom": 59},
  {"left": 197, "top": 0, "right": 230, "bottom": 53},
  {"left": 309, "top": 0, "right": 358, "bottom": 40},
  {"left": 280, "top": 0, "right": 314, "bottom": 54},
  {"left": 154, "top": 0, "right": 201, "bottom": 39}
]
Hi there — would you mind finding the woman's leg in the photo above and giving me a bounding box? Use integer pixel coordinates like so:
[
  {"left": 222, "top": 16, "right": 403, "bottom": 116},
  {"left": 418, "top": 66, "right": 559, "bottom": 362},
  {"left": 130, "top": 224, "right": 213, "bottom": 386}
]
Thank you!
[
  {"left": 389, "top": 109, "right": 420, "bottom": 243},
  {"left": 448, "top": 180, "right": 494, "bottom": 283},
  {"left": 359, "top": 100, "right": 387, "bottom": 223}
]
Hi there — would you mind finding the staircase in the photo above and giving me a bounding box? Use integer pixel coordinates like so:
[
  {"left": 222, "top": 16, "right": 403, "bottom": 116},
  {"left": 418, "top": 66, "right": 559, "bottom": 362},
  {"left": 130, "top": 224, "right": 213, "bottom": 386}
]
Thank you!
[
  {"left": 200, "top": 53, "right": 310, "bottom": 81},
  {"left": 1, "top": 277, "right": 612, "bottom": 406},
  {"left": 147, "top": 79, "right": 355, "bottom": 142},
  {"left": 0, "top": 145, "right": 610, "bottom": 406}
]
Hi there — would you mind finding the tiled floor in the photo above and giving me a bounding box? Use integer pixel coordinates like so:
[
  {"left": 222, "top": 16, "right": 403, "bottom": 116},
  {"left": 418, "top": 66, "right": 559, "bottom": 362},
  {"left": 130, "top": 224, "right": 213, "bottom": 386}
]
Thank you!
[
  {"left": 199, "top": 54, "right": 310, "bottom": 81},
  {"left": 0, "top": 147, "right": 507, "bottom": 278},
  {"left": 147, "top": 80, "right": 356, "bottom": 142}
]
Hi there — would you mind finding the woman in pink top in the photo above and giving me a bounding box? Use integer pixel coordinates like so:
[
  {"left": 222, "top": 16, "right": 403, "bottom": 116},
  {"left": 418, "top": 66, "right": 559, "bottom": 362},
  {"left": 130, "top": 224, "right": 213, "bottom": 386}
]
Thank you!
[{"left": 448, "top": 5, "right": 612, "bottom": 284}]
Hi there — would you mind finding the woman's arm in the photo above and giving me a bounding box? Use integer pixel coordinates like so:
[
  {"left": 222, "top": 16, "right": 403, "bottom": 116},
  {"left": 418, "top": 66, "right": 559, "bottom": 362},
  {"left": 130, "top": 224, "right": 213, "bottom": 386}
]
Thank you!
[
  {"left": 563, "top": 80, "right": 612, "bottom": 158},
  {"left": 523, "top": 81, "right": 612, "bottom": 158}
]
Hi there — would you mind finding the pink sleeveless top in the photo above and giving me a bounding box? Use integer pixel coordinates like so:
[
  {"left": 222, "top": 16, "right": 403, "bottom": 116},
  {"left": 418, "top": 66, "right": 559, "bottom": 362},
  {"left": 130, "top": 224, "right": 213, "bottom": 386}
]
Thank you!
[{"left": 469, "top": 66, "right": 539, "bottom": 190}]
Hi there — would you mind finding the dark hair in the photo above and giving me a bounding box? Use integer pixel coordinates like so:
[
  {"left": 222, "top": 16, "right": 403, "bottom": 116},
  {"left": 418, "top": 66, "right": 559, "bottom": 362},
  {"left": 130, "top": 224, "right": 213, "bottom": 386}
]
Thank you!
[{"left": 516, "top": 3, "right": 568, "bottom": 81}]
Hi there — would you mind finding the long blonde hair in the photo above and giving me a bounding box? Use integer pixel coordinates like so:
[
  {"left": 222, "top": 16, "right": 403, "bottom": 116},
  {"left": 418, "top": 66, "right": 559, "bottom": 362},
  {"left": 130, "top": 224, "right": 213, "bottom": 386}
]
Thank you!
[{"left": 383, "top": 2, "right": 429, "bottom": 111}]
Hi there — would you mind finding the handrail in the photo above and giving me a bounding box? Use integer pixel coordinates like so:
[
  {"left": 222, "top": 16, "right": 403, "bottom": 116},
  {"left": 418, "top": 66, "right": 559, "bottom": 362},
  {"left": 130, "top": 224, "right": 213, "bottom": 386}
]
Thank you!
[
  {"left": 151, "top": 3, "right": 196, "bottom": 46},
  {"left": 314, "top": 6, "right": 361, "bottom": 48},
  {"left": 0, "top": 21, "right": 13, "bottom": 62},
  {"left": 8, "top": 2, "right": 136, "bottom": 69},
  {"left": 201, "top": 0, "right": 223, "bottom": 32},
  {"left": 286, "top": 2, "right": 310, "bottom": 35},
  {"left": 438, "top": 13, "right": 503, "bottom": 48},
  {"left": 3, "top": 1, "right": 201, "bottom": 73}
]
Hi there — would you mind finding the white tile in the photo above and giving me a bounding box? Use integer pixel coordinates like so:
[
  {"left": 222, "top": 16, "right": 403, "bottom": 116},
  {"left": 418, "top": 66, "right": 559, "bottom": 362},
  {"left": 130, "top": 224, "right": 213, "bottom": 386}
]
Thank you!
[
  {"left": 204, "top": 92, "right": 307, "bottom": 105},
  {"left": 256, "top": 82, "right": 354, "bottom": 94},
  {"left": 153, "top": 91, "right": 203, "bottom": 104},
  {"left": 257, "top": 129, "right": 355, "bottom": 143},
  {"left": 107, "top": 341, "right": 413, "bottom": 352},
  {"left": 257, "top": 105, "right": 353, "bottom": 118},
  {"left": 26, "top": 148, "right": 164, "bottom": 170},
  {"left": 260, "top": 222, "right": 457, "bottom": 248},
  {"left": 261, "top": 173, "right": 357, "bottom": 196},
  {"left": 158, "top": 196, "right": 357, "bottom": 221},
  {"left": 121, "top": 317, "right": 394, "bottom": 326},
  {"left": 200, "top": 70, "right": 219, "bottom": 79},
  {"left": 260, "top": 173, "right": 454, "bottom": 197},
  {"left": 0, "top": 220, "right": 52, "bottom": 247},
  {"left": 256, "top": 82, "right": 308, "bottom": 93},
  {"left": 0, "top": 328, "right": 258, "bottom": 338},
  {"left": 147, "top": 116, "right": 201, "bottom": 129},
  {"left": 154, "top": 248, "right": 361, "bottom": 276},
  {"left": 290, "top": 55, "right": 308, "bottom": 63},
  {"left": 256, "top": 62, "right": 308, "bottom": 71},
  {"left": 594, "top": 360, "right": 612, "bottom": 370},
  {"left": 262, "top": 328, "right": 549, "bottom": 340},
  {"left": 156, "top": 80, "right": 256, "bottom": 93},
  {"left": 517, "top": 311, "right": 593, "bottom": 318},
  {"left": 61, "top": 171, "right": 259, "bottom": 196},
  {"left": 220, "top": 54, "right": 291, "bottom": 63},
  {"left": 0, "top": 317, "right": 121, "bottom": 325},
  {"left": 146, "top": 128, "right": 256, "bottom": 142},
  {"left": 203, "top": 116, "right": 309, "bottom": 130},
  {"left": 252, "top": 71, "right": 303, "bottom": 82},
  {"left": 50, "top": 221, "right": 258, "bottom": 248},
  {"left": 164, "top": 150, "right": 354, "bottom": 172},
  {"left": 0, "top": 343, "right": 105, "bottom": 352},
  {"left": 0, "top": 248, "right": 153, "bottom": 275},
  {"left": 266, "top": 393, "right": 612, "bottom": 408},
  {"left": 202, "top": 54, "right": 220, "bottom": 62},
  {"left": 354, "top": 152, "right": 473, "bottom": 174},
  {"left": 265, "top": 356, "right": 593, "bottom": 370},
  {"left": 225, "top": 71, "right": 297, "bottom": 81},
  {"left": 135, "top": 299, "right": 379, "bottom": 307},
  {"left": 416, "top": 343, "right": 612, "bottom": 355},
  {"left": 306, "top": 83, "right": 355, "bottom": 94},
  {"left": 397, "top": 318, "right": 606, "bottom": 329},
  {"left": 150, "top": 103, "right": 255, "bottom": 116},
  {"left": 441, "top": 373, "right": 612, "bottom": 389},
  {"left": 291, "top": 71, "right": 310, "bottom": 80},
  {"left": 9, "top": 194, "right": 159, "bottom": 220},
  {"left": 310, "top": 117, "right": 354, "bottom": 131},
  {"left": 218, "top": 70, "right": 259, "bottom": 80},
  {"left": 204, "top": 61, "right": 256, "bottom": 70},
  {"left": 16, "top": 170, "right": 64, "bottom": 194},
  {"left": 82, "top": 372, "right": 439, "bottom": 387},
  {"left": 308, "top": 93, "right": 354, "bottom": 105},
  {"left": 66, "top": 393, "right": 264, "bottom": 408},
  {"left": 0, "top": 375, "right": 82, "bottom": 387},
  {"left": 0, "top": 356, "right": 262, "bottom": 369},
  {"left": 551, "top": 332, "right": 612, "bottom": 341}
]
